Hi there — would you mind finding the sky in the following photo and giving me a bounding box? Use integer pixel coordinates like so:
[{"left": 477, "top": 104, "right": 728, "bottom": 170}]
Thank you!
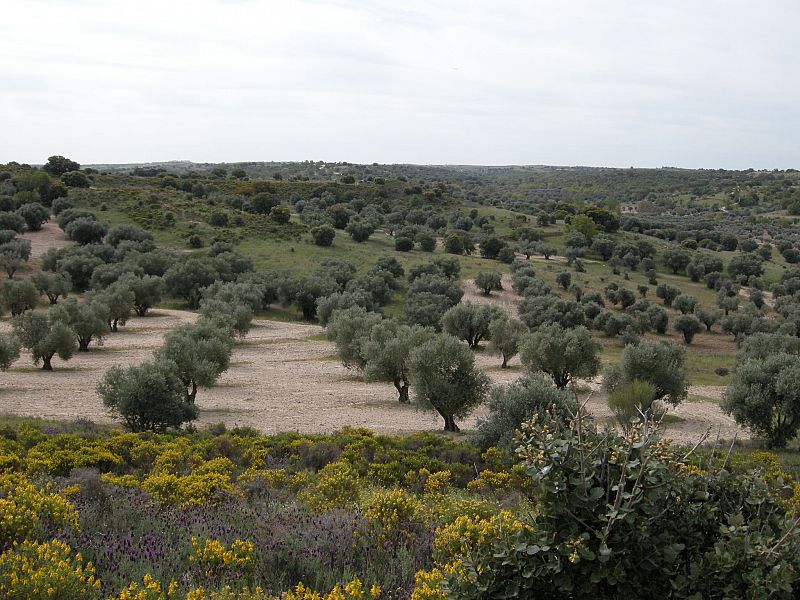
[{"left": 1, "top": 0, "right": 798, "bottom": 169}]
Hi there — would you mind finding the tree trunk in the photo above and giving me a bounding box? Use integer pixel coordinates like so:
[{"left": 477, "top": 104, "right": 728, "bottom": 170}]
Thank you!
[
  {"left": 554, "top": 373, "right": 569, "bottom": 389},
  {"left": 42, "top": 355, "right": 53, "bottom": 371},
  {"left": 187, "top": 382, "right": 198, "bottom": 404},
  {"left": 501, "top": 356, "right": 508, "bottom": 369},
  {"left": 442, "top": 413, "right": 460, "bottom": 432},
  {"left": 78, "top": 337, "right": 90, "bottom": 351},
  {"left": 394, "top": 380, "right": 410, "bottom": 404}
]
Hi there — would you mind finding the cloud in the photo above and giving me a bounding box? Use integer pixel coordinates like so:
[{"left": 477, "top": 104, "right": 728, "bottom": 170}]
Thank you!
[{"left": 0, "top": 0, "right": 798, "bottom": 168}]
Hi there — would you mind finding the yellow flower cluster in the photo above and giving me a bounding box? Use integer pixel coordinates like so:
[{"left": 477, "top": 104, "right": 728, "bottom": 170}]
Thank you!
[
  {"left": 364, "top": 488, "right": 422, "bottom": 541},
  {"left": 279, "top": 578, "right": 381, "bottom": 600},
  {"left": 433, "top": 511, "right": 526, "bottom": 565},
  {"left": 101, "top": 473, "right": 139, "bottom": 488},
  {"left": 0, "top": 539, "right": 100, "bottom": 599},
  {"left": 24, "top": 434, "right": 121, "bottom": 476},
  {"left": 189, "top": 537, "right": 255, "bottom": 577},
  {"left": 180, "top": 579, "right": 381, "bottom": 600},
  {"left": 409, "top": 569, "right": 447, "bottom": 600},
  {"left": 0, "top": 473, "right": 79, "bottom": 544},
  {"left": 299, "top": 461, "right": 360, "bottom": 512},
  {"left": 142, "top": 471, "right": 236, "bottom": 506},
  {"left": 422, "top": 470, "right": 452, "bottom": 496},
  {"left": 466, "top": 470, "right": 513, "bottom": 493},
  {"left": 236, "top": 468, "right": 290, "bottom": 489},
  {"left": 110, "top": 574, "right": 180, "bottom": 600}
]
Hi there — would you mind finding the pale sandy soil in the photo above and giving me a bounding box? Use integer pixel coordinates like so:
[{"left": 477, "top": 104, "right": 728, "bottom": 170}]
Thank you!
[
  {"left": 0, "top": 228, "right": 748, "bottom": 445},
  {"left": 0, "top": 303, "right": 746, "bottom": 444},
  {"left": 20, "top": 221, "right": 75, "bottom": 262},
  {"left": 461, "top": 273, "right": 520, "bottom": 317},
  {"left": 0, "top": 309, "right": 515, "bottom": 435},
  {"left": 739, "top": 286, "right": 775, "bottom": 308}
]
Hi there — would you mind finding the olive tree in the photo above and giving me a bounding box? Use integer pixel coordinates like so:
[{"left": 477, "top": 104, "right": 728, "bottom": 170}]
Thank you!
[
  {"left": 488, "top": 316, "right": 527, "bottom": 368},
  {"left": 283, "top": 275, "right": 340, "bottom": 320},
  {"left": 519, "top": 295, "right": 585, "bottom": 330},
  {"left": 723, "top": 353, "right": 800, "bottom": 448},
  {"left": 673, "top": 314, "right": 704, "bottom": 344},
  {"left": 696, "top": 307, "right": 721, "bottom": 331},
  {"left": 65, "top": 218, "right": 107, "bottom": 245},
  {"left": 316, "top": 290, "right": 373, "bottom": 327},
  {"left": 655, "top": 283, "right": 680, "bottom": 307},
  {"left": 325, "top": 306, "right": 383, "bottom": 370},
  {"left": 11, "top": 308, "right": 76, "bottom": 370},
  {"left": 0, "top": 238, "right": 31, "bottom": 278},
  {"left": 56, "top": 297, "right": 109, "bottom": 351},
  {"left": 16, "top": 202, "right": 49, "bottom": 231},
  {"left": 119, "top": 274, "right": 164, "bottom": 317},
  {"left": 0, "top": 279, "right": 39, "bottom": 316},
  {"left": 97, "top": 360, "right": 197, "bottom": 432},
  {"left": 474, "top": 270, "right": 502, "bottom": 295},
  {"left": 662, "top": 247, "right": 691, "bottom": 274},
  {"left": 95, "top": 280, "right": 135, "bottom": 332},
  {"left": 728, "top": 253, "right": 764, "bottom": 281},
  {"left": 604, "top": 340, "right": 688, "bottom": 407},
  {"left": 31, "top": 271, "right": 71, "bottom": 304},
  {"left": 672, "top": 294, "right": 697, "bottom": 315},
  {"left": 163, "top": 258, "right": 219, "bottom": 309},
  {"left": 360, "top": 320, "right": 435, "bottom": 403},
  {"left": 154, "top": 319, "right": 234, "bottom": 403},
  {"left": 0, "top": 334, "right": 20, "bottom": 370},
  {"left": 408, "top": 334, "right": 491, "bottom": 432},
  {"left": 441, "top": 302, "right": 505, "bottom": 348},
  {"left": 405, "top": 291, "right": 454, "bottom": 331},
  {"left": 520, "top": 324, "right": 600, "bottom": 389}
]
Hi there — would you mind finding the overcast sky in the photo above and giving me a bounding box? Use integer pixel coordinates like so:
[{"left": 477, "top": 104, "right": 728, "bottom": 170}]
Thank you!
[{"left": 1, "top": 1, "right": 798, "bottom": 168}]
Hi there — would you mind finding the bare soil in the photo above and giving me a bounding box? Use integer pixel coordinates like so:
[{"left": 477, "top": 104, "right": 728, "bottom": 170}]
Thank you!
[
  {"left": 21, "top": 221, "right": 75, "bottom": 263},
  {"left": 0, "top": 229, "right": 749, "bottom": 445}
]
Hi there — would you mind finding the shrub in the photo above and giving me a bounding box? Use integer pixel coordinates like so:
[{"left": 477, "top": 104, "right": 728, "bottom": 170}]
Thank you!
[
  {"left": 603, "top": 340, "right": 688, "bottom": 407},
  {"left": 0, "top": 539, "right": 100, "bottom": 599},
  {"left": 673, "top": 314, "right": 704, "bottom": 344},
  {"left": 607, "top": 380, "right": 658, "bottom": 428},
  {"left": 440, "top": 414, "right": 800, "bottom": 599},
  {"left": 474, "top": 374, "right": 574, "bottom": 451},
  {"left": 98, "top": 360, "right": 198, "bottom": 432},
  {"left": 520, "top": 324, "right": 600, "bottom": 388},
  {"left": 311, "top": 224, "right": 336, "bottom": 247},
  {"left": 723, "top": 353, "right": 800, "bottom": 448},
  {"left": 474, "top": 271, "right": 502, "bottom": 295},
  {"left": 65, "top": 218, "right": 107, "bottom": 245}
]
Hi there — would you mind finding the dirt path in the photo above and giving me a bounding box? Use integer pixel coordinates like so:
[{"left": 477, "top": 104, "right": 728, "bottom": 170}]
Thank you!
[{"left": 20, "top": 221, "right": 75, "bottom": 262}]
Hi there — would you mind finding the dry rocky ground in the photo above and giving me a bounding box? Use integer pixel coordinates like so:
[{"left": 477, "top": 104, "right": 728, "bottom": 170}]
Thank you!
[{"left": 0, "top": 228, "right": 749, "bottom": 445}]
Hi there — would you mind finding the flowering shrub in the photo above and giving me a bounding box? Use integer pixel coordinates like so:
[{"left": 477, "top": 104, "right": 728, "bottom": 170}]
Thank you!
[
  {"left": 279, "top": 578, "right": 381, "bottom": 600},
  {"left": 433, "top": 511, "right": 526, "bottom": 565},
  {"left": 190, "top": 537, "right": 255, "bottom": 580},
  {"left": 0, "top": 473, "right": 79, "bottom": 546},
  {"left": 409, "top": 569, "right": 447, "bottom": 600},
  {"left": 142, "top": 471, "right": 236, "bottom": 506},
  {"left": 299, "top": 461, "right": 360, "bottom": 511},
  {"left": 364, "top": 489, "right": 423, "bottom": 543},
  {"left": 441, "top": 413, "right": 800, "bottom": 599},
  {"left": 0, "top": 539, "right": 100, "bottom": 599},
  {"left": 24, "top": 434, "right": 121, "bottom": 476},
  {"left": 109, "top": 574, "right": 180, "bottom": 600}
]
